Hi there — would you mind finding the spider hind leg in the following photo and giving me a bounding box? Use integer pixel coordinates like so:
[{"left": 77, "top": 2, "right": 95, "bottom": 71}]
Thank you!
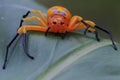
[
  {"left": 22, "top": 33, "right": 34, "bottom": 59},
  {"left": 3, "top": 33, "right": 19, "bottom": 69}
]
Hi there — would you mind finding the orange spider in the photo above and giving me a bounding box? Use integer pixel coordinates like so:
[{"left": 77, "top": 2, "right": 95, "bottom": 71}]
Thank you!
[{"left": 3, "top": 6, "right": 117, "bottom": 69}]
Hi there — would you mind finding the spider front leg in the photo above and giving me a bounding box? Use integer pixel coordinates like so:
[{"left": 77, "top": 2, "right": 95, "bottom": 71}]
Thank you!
[
  {"left": 72, "top": 19, "right": 117, "bottom": 50},
  {"left": 68, "top": 16, "right": 91, "bottom": 32},
  {"left": 95, "top": 25, "right": 117, "bottom": 50},
  {"left": 68, "top": 16, "right": 100, "bottom": 41},
  {"left": 82, "top": 20, "right": 117, "bottom": 50},
  {"left": 84, "top": 20, "right": 100, "bottom": 41},
  {"left": 22, "top": 16, "right": 47, "bottom": 27},
  {"left": 20, "top": 11, "right": 49, "bottom": 36},
  {"left": 23, "top": 10, "right": 47, "bottom": 24},
  {"left": 23, "top": 11, "right": 30, "bottom": 18},
  {"left": 81, "top": 20, "right": 91, "bottom": 35},
  {"left": 20, "top": 9, "right": 47, "bottom": 29},
  {"left": 69, "top": 18, "right": 100, "bottom": 41}
]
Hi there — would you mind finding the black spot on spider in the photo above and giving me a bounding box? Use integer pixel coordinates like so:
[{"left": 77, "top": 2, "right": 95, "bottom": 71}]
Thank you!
[
  {"left": 50, "top": 16, "right": 54, "bottom": 18},
  {"left": 53, "top": 21, "right": 57, "bottom": 24},
  {"left": 60, "top": 22, "right": 64, "bottom": 25}
]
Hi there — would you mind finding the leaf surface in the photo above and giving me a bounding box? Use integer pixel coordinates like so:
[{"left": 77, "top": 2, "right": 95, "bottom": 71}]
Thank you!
[{"left": 0, "top": 1, "right": 120, "bottom": 80}]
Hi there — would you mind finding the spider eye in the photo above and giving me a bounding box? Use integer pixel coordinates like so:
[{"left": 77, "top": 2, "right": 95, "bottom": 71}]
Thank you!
[
  {"left": 50, "top": 16, "right": 53, "bottom": 18},
  {"left": 53, "top": 21, "right": 57, "bottom": 24},
  {"left": 60, "top": 22, "right": 64, "bottom": 25}
]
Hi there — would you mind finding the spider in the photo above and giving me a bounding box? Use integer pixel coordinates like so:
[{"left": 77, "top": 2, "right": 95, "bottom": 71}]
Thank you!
[{"left": 3, "top": 6, "right": 117, "bottom": 69}]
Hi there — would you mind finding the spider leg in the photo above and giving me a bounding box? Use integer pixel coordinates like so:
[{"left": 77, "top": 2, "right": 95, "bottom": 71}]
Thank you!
[
  {"left": 68, "top": 16, "right": 117, "bottom": 50},
  {"left": 23, "top": 16, "right": 47, "bottom": 27},
  {"left": 68, "top": 16, "right": 91, "bottom": 33},
  {"left": 45, "top": 27, "right": 51, "bottom": 36},
  {"left": 19, "top": 20, "right": 23, "bottom": 28},
  {"left": 30, "top": 10, "right": 47, "bottom": 24},
  {"left": 3, "top": 33, "right": 19, "bottom": 69},
  {"left": 61, "top": 31, "right": 68, "bottom": 39},
  {"left": 23, "top": 11, "right": 30, "bottom": 18},
  {"left": 81, "top": 20, "right": 91, "bottom": 35},
  {"left": 22, "top": 33, "right": 34, "bottom": 59},
  {"left": 23, "top": 10, "right": 47, "bottom": 24},
  {"left": 79, "top": 20, "right": 117, "bottom": 50},
  {"left": 95, "top": 25, "right": 117, "bottom": 50},
  {"left": 22, "top": 10, "right": 47, "bottom": 28},
  {"left": 18, "top": 25, "right": 48, "bottom": 34},
  {"left": 94, "top": 30, "right": 100, "bottom": 41},
  {"left": 81, "top": 20, "right": 101, "bottom": 41}
]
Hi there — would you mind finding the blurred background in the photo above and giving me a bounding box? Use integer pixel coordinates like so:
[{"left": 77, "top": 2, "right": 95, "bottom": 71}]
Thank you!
[{"left": 36, "top": 0, "right": 120, "bottom": 43}]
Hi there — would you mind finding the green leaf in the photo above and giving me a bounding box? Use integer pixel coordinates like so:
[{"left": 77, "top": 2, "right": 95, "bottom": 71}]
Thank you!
[
  {"left": 37, "top": 40, "right": 120, "bottom": 80},
  {"left": 0, "top": 1, "right": 120, "bottom": 80}
]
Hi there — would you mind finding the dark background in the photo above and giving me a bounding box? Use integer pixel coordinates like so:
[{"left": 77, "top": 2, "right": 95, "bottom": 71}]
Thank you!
[{"left": 37, "top": 0, "right": 120, "bottom": 43}]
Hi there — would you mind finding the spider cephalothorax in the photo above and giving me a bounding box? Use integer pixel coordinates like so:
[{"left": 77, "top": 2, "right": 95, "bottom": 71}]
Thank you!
[{"left": 47, "top": 14, "right": 69, "bottom": 33}]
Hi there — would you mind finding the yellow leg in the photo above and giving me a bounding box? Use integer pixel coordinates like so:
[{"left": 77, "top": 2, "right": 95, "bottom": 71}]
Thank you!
[
  {"left": 85, "top": 20, "right": 96, "bottom": 32},
  {"left": 85, "top": 20, "right": 95, "bottom": 27},
  {"left": 23, "top": 16, "right": 47, "bottom": 27},
  {"left": 30, "top": 10, "right": 47, "bottom": 24},
  {"left": 68, "top": 16, "right": 83, "bottom": 32},
  {"left": 67, "top": 15, "right": 96, "bottom": 32},
  {"left": 17, "top": 25, "right": 49, "bottom": 34},
  {"left": 74, "top": 20, "right": 96, "bottom": 32}
]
